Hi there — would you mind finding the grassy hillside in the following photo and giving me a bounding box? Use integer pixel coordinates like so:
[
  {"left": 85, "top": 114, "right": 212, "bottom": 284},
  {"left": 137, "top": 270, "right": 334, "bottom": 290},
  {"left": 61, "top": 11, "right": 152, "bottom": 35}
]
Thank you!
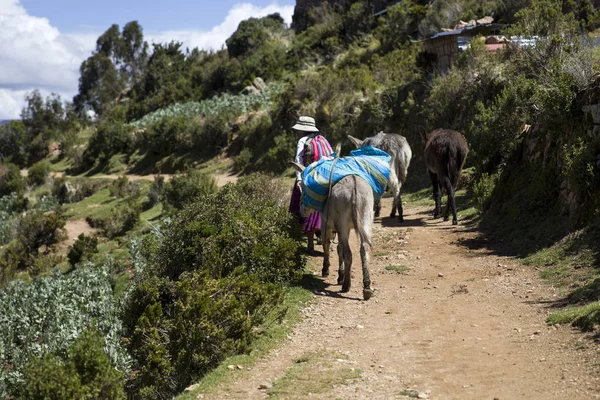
[{"left": 2, "top": 0, "right": 600, "bottom": 398}]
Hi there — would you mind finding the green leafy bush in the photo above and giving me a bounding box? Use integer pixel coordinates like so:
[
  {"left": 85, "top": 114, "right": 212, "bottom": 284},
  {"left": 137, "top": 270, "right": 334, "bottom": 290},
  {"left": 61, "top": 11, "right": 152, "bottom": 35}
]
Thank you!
[
  {"left": 123, "top": 175, "right": 304, "bottom": 398},
  {"left": 68, "top": 233, "right": 99, "bottom": 267},
  {"left": 0, "top": 209, "right": 67, "bottom": 279},
  {"left": 87, "top": 198, "right": 141, "bottom": 239},
  {"left": 52, "top": 177, "right": 107, "bottom": 204},
  {"left": 233, "top": 148, "right": 252, "bottom": 172},
  {"left": 27, "top": 160, "right": 50, "bottom": 187},
  {"left": 109, "top": 175, "right": 140, "bottom": 198},
  {"left": 0, "top": 194, "right": 23, "bottom": 246},
  {"left": 162, "top": 169, "right": 217, "bottom": 212},
  {"left": 146, "top": 175, "right": 164, "bottom": 208},
  {"left": 20, "top": 328, "right": 126, "bottom": 400},
  {"left": 16, "top": 210, "right": 66, "bottom": 257},
  {"left": 472, "top": 172, "right": 500, "bottom": 213},
  {"left": 0, "top": 162, "right": 25, "bottom": 197},
  {"left": 83, "top": 121, "right": 133, "bottom": 168},
  {"left": 0, "top": 265, "right": 129, "bottom": 397}
]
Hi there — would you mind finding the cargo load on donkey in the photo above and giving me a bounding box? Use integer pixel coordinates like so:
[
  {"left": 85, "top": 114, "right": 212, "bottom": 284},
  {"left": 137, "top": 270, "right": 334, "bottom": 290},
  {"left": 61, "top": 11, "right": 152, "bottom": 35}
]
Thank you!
[{"left": 291, "top": 146, "right": 391, "bottom": 300}]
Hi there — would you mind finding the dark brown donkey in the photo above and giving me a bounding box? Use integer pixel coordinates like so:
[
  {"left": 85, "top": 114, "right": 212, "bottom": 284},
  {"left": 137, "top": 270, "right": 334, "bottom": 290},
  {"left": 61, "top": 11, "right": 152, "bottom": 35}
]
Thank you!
[{"left": 424, "top": 129, "right": 469, "bottom": 225}]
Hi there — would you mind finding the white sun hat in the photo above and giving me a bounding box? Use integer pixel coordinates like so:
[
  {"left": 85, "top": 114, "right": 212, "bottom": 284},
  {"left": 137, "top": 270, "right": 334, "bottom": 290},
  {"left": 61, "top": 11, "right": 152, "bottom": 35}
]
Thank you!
[{"left": 291, "top": 116, "right": 319, "bottom": 133}]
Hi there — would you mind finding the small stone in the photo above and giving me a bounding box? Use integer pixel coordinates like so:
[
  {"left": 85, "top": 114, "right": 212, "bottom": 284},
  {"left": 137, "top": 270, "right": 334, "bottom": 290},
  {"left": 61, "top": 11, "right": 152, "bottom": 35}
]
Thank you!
[
  {"left": 357, "top": 324, "right": 364, "bottom": 329},
  {"left": 227, "top": 365, "right": 235, "bottom": 370},
  {"left": 534, "top": 330, "right": 541, "bottom": 335},
  {"left": 185, "top": 383, "right": 199, "bottom": 392},
  {"left": 540, "top": 357, "right": 546, "bottom": 362},
  {"left": 418, "top": 393, "right": 428, "bottom": 399},
  {"left": 258, "top": 383, "right": 272, "bottom": 390},
  {"left": 237, "top": 365, "right": 243, "bottom": 370},
  {"left": 438, "top": 272, "right": 444, "bottom": 278},
  {"left": 463, "top": 385, "right": 469, "bottom": 388}
]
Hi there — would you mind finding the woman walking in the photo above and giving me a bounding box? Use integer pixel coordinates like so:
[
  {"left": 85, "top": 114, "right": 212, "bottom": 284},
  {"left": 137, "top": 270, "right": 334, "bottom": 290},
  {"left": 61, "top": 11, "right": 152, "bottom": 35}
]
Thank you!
[{"left": 288, "top": 116, "right": 333, "bottom": 253}]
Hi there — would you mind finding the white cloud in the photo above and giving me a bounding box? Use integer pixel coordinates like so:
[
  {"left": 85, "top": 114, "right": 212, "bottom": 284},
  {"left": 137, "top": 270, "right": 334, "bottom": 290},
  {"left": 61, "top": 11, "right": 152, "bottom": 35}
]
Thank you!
[
  {"left": 0, "top": 1, "right": 294, "bottom": 120},
  {"left": 148, "top": 3, "right": 294, "bottom": 52}
]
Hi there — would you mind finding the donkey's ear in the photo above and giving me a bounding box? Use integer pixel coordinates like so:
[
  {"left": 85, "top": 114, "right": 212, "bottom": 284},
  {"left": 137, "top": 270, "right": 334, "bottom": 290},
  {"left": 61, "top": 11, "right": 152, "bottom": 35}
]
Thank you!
[
  {"left": 289, "top": 161, "right": 305, "bottom": 173},
  {"left": 347, "top": 135, "right": 363, "bottom": 148}
]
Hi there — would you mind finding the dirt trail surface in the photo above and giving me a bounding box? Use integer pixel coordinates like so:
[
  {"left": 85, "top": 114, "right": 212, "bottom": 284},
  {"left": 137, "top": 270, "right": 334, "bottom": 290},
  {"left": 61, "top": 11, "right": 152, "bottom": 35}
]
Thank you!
[
  {"left": 58, "top": 218, "right": 98, "bottom": 253},
  {"left": 201, "top": 198, "right": 600, "bottom": 400}
]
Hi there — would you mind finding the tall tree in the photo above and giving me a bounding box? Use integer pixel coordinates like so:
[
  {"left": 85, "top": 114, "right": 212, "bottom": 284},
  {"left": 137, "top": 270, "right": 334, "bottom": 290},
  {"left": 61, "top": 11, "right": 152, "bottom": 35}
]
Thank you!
[
  {"left": 121, "top": 21, "right": 149, "bottom": 82},
  {"left": 74, "top": 53, "right": 123, "bottom": 116},
  {"left": 74, "top": 21, "right": 149, "bottom": 117},
  {"left": 96, "top": 24, "right": 123, "bottom": 65}
]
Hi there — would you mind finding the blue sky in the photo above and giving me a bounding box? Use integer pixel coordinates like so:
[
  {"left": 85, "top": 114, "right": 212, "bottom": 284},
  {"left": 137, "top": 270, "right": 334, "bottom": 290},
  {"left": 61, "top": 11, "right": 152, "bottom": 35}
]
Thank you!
[
  {"left": 20, "top": 0, "right": 294, "bottom": 33},
  {"left": 0, "top": 0, "right": 295, "bottom": 119}
]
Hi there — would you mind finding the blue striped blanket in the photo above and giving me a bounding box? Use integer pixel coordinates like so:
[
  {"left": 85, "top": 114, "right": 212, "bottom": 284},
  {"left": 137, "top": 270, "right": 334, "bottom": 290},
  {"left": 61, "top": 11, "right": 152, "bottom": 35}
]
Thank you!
[{"left": 301, "top": 146, "right": 391, "bottom": 213}]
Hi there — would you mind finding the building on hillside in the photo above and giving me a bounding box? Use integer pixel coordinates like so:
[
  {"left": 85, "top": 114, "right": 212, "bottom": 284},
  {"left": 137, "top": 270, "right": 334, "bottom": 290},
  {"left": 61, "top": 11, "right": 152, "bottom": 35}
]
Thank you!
[{"left": 419, "top": 17, "right": 507, "bottom": 72}]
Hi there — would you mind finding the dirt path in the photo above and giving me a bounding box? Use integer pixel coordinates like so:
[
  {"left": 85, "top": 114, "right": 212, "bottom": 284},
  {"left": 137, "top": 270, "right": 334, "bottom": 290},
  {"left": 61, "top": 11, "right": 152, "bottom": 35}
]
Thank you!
[
  {"left": 201, "top": 198, "right": 600, "bottom": 400},
  {"left": 58, "top": 218, "right": 98, "bottom": 253}
]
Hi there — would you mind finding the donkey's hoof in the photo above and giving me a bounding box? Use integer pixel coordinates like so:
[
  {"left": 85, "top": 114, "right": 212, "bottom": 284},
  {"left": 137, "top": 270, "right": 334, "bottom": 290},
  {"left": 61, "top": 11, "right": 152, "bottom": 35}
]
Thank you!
[
  {"left": 363, "top": 288, "right": 374, "bottom": 301},
  {"left": 452, "top": 219, "right": 458, "bottom": 225},
  {"left": 341, "top": 284, "right": 351, "bottom": 293},
  {"left": 397, "top": 215, "right": 404, "bottom": 222},
  {"left": 337, "top": 275, "right": 344, "bottom": 285},
  {"left": 321, "top": 268, "right": 329, "bottom": 277},
  {"left": 443, "top": 216, "right": 450, "bottom": 222}
]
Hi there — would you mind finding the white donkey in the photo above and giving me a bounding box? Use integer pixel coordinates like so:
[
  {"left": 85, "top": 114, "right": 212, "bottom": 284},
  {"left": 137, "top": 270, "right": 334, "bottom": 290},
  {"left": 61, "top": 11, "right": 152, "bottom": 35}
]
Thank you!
[
  {"left": 291, "top": 162, "right": 375, "bottom": 300},
  {"left": 347, "top": 132, "right": 412, "bottom": 221}
]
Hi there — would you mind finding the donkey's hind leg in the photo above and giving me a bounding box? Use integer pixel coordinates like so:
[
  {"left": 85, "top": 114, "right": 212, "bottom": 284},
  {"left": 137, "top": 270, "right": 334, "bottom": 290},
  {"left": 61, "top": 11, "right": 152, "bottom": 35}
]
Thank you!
[
  {"left": 337, "top": 241, "right": 344, "bottom": 285},
  {"left": 442, "top": 177, "right": 458, "bottom": 225},
  {"left": 429, "top": 171, "right": 442, "bottom": 218}
]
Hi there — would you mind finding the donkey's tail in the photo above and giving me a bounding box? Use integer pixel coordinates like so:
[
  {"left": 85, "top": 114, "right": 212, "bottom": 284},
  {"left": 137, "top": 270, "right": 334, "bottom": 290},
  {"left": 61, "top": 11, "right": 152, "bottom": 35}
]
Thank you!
[
  {"left": 450, "top": 146, "right": 467, "bottom": 189},
  {"left": 352, "top": 176, "right": 372, "bottom": 247}
]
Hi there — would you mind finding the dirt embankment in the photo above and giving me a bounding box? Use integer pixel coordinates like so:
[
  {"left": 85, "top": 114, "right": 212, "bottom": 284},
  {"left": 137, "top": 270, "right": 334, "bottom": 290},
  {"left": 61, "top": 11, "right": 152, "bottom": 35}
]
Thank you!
[{"left": 199, "top": 198, "right": 600, "bottom": 400}]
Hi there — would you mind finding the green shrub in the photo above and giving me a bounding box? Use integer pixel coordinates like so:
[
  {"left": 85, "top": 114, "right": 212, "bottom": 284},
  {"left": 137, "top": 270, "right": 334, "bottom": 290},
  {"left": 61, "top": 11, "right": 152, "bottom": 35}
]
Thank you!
[
  {"left": 472, "top": 172, "right": 500, "bottom": 213},
  {"left": 52, "top": 177, "right": 107, "bottom": 204},
  {"left": 140, "top": 115, "right": 194, "bottom": 156},
  {"left": 0, "top": 194, "right": 23, "bottom": 247},
  {"left": 83, "top": 121, "right": 133, "bottom": 168},
  {"left": 162, "top": 169, "right": 217, "bottom": 212},
  {"left": 87, "top": 198, "right": 141, "bottom": 239},
  {"left": 127, "top": 270, "right": 280, "bottom": 399},
  {"left": 146, "top": 175, "right": 164, "bottom": 208},
  {"left": 0, "top": 162, "right": 25, "bottom": 197},
  {"left": 109, "top": 175, "right": 139, "bottom": 198},
  {"left": 27, "top": 160, "right": 50, "bottom": 187},
  {"left": 20, "top": 328, "right": 126, "bottom": 399},
  {"left": 233, "top": 148, "right": 253, "bottom": 172},
  {"left": 155, "top": 176, "right": 303, "bottom": 282},
  {"left": 123, "top": 175, "right": 305, "bottom": 398},
  {"left": 0, "top": 210, "right": 67, "bottom": 277},
  {"left": 0, "top": 265, "right": 129, "bottom": 396},
  {"left": 16, "top": 210, "right": 66, "bottom": 257},
  {"left": 68, "top": 233, "right": 99, "bottom": 267}
]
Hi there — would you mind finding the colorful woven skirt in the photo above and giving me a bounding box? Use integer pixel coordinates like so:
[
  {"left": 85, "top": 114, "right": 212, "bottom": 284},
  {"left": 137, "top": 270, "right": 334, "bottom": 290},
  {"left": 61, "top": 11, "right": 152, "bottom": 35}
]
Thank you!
[{"left": 289, "top": 184, "right": 321, "bottom": 234}]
